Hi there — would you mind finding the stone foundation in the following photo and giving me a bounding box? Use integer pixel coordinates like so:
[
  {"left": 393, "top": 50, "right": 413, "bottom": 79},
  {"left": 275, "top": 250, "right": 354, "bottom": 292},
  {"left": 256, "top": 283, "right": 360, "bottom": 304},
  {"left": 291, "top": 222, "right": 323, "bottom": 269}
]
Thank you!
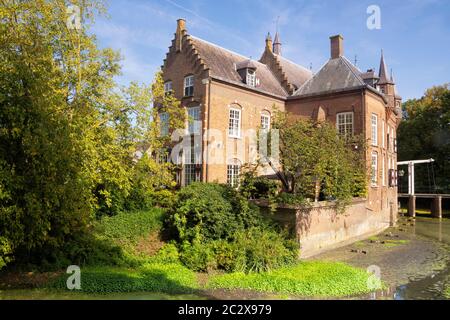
[{"left": 254, "top": 198, "right": 396, "bottom": 258}]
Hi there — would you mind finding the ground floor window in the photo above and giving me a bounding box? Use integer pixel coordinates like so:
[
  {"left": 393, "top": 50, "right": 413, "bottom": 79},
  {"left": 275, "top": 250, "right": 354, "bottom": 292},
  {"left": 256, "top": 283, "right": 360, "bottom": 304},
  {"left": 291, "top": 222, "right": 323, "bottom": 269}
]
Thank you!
[
  {"left": 371, "top": 152, "right": 378, "bottom": 186},
  {"left": 184, "top": 164, "right": 200, "bottom": 186},
  {"left": 227, "top": 160, "right": 241, "bottom": 187}
]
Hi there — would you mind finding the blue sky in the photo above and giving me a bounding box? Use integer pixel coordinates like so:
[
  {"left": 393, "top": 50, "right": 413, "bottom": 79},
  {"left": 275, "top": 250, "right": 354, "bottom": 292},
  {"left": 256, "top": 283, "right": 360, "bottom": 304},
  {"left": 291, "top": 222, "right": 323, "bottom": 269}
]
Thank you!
[{"left": 91, "top": 0, "right": 450, "bottom": 100}]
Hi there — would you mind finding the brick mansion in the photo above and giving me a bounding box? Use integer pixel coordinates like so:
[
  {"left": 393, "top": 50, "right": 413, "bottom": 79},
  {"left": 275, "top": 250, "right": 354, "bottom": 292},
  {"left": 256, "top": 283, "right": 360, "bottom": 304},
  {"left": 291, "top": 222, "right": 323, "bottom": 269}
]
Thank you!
[{"left": 160, "top": 19, "right": 402, "bottom": 219}]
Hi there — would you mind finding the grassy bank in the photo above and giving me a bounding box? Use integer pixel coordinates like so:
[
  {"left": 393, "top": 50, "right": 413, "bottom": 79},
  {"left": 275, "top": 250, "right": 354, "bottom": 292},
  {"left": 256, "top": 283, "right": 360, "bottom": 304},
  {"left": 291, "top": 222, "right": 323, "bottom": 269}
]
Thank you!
[
  {"left": 207, "top": 261, "right": 380, "bottom": 298},
  {"left": 2, "top": 208, "right": 379, "bottom": 298}
]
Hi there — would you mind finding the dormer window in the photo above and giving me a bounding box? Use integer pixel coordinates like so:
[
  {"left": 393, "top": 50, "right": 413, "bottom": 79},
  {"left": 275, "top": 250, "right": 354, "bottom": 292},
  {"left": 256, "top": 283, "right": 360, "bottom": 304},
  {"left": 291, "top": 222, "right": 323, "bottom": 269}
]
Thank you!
[
  {"left": 246, "top": 69, "right": 256, "bottom": 87},
  {"left": 236, "top": 59, "right": 258, "bottom": 88}
]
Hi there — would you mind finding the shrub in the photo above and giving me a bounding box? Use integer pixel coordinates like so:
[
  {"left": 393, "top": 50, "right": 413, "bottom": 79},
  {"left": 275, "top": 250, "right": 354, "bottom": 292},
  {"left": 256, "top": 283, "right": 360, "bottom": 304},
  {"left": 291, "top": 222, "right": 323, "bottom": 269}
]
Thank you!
[
  {"left": 179, "top": 241, "right": 216, "bottom": 272},
  {"left": 167, "top": 183, "right": 263, "bottom": 243},
  {"left": 240, "top": 174, "right": 279, "bottom": 200},
  {"left": 95, "top": 209, "right": 164, "bottom": 246},
  {"left": 150, "top": 243, "right": 180, "bottom": 264},
  {"left": 232, "top": 227, "right": 298, "bottom": 273}
]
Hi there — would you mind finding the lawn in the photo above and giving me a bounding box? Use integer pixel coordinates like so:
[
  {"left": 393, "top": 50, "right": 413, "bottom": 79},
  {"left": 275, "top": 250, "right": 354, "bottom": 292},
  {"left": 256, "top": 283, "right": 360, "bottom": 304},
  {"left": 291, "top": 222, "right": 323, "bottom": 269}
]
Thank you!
[{"left": 207, "top": 261, "right": 380, "bottom": 298}]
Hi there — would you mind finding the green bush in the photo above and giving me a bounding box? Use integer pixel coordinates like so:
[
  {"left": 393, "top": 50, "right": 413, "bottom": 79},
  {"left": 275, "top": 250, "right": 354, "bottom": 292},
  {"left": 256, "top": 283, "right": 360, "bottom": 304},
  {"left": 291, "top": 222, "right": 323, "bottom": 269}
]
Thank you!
[
  {"left": 167, "top": 183, "right": 263, "bottom": 243},
  {"left": 150, "top": 243, "right": 180, "bottom": 264},
  {"left": 95, "top": 208, "right": 164, "bottom": 246},
  {"left": 231, "top": 227, "right": 298, "bottom": 273},
  {"left": 240, "top": 174, "right": 279, "bottom": 200},
  {"left": 179, "top": 241, "right": 216, "bottom": 272}
]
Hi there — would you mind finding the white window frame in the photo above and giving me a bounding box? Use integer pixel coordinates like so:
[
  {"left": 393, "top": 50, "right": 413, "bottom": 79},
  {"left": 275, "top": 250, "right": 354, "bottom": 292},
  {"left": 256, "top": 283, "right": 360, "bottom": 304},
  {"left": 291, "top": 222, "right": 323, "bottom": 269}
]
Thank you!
[
  {"left": 382, "top": 154, "right": 386, "bottom": 186},
  {"left": 246, "top": 70, "right": 256, "bottom": 87},
  {"left": 184, "top": 75, "right": 194, "bottom": 97},
  {"left": 228, "top": 108, "right": 241, "bottom": 138},
  {"left": 187, "top": 106, "right": 201, "bottom": 135},
  {"left": 371, "top": 114, "right": 378, "bottom": 146},
  {"left": 159, "top": 112, "right": 169, "bottom": 137},
  {"left": 382, "top": 120, "right": 385, "bottom": 149},
  {"left": 227, "top": 161, "right": 241, "bottom": 188},
  {"left": 336, "top": 112, "right": 354, "bottom": 137},
  {"left": 371, "top": 152, "right": 378, "bottom": 186},
  {"left": 261, "top": 113, "right": 270, "bottom": 130},
  {"left": 164, "top": 81, "right": 173, "bottom": 94},
  {"left": 184, "top": 164, "right": 198, "bottom": 186}
]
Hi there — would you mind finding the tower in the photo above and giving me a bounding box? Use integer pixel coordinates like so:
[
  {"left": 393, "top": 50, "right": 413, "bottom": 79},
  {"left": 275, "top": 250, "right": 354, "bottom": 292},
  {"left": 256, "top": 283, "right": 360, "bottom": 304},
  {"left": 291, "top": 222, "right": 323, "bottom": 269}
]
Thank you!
[{"left": 273, "top": 31, "right": 282, "bottom": 55}]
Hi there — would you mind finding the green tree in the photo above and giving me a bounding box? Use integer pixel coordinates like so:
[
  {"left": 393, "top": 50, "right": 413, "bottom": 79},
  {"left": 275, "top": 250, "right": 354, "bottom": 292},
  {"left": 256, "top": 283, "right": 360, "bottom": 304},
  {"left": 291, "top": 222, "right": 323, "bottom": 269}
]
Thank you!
[
  {"left": 272, "top": 112, "right": 367, "bottom": 207},
  {"left": 0, "top": 0, "right": 182, "bottom": 268},
  {"left": 398, "top": 84, "right": 450, "bottom": 193}
]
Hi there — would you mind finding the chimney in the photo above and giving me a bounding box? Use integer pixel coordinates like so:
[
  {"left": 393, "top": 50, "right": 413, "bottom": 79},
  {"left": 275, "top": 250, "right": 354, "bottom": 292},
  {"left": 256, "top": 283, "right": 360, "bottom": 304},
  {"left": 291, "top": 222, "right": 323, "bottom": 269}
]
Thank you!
[
  {"left": 176, "top": 19, "right": 186, "bottom": 52},
  {"left": 265, "top": 33, "right": 273, "bottom": 53},
  {"left": 330, "top": 34, "right": 343, "bottom": 59}
]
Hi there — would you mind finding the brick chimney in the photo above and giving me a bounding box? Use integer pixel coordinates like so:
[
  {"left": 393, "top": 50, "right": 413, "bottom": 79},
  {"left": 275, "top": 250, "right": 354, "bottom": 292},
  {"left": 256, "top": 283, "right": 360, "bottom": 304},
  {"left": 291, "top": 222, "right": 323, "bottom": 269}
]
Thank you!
[
  {"left": 330, "top": 35, "right": 343, "bottom": 59},
  {"left": 176, "top": 19, "right": 186, "bottom": 52}
]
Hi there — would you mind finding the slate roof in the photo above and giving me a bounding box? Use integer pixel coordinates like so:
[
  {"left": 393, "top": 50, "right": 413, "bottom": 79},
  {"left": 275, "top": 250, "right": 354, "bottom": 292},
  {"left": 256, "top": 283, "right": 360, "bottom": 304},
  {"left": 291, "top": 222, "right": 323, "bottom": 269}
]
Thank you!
[
  {"left": 190, "top": 36, "right": 288, "bottom": 97},
  {"left": 293, "top": 56, "right": 368, "bottom": 97},
  {"left": 276, "top": 54, "right": 313, "bottom": 90}
]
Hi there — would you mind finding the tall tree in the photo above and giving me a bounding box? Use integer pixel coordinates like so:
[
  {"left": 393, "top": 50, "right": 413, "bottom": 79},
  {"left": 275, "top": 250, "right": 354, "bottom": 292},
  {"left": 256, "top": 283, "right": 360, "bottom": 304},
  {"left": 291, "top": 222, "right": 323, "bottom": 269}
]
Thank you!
[{"left": 397, "top": 84, "right": 450, "bottom": 193}]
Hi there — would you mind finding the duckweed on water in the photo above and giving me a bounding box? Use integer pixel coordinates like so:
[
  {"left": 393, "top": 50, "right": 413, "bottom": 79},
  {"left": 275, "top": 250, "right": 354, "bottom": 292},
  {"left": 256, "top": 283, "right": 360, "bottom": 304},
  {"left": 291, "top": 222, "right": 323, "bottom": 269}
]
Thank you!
[{"left": 207, "top": 261, "right": 380, "bottom": 298}]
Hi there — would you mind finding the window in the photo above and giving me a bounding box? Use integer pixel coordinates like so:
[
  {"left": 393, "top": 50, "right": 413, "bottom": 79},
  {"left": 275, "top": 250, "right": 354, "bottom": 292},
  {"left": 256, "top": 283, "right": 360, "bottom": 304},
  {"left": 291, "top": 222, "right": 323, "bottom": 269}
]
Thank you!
[
  {"left": 228, "top": 108, "right": 241, "bottom": 138},
  {"left": 261, "top": 113, "right": 270, "bottom": 130},
  {"left": 336, "top": 112, "right": 353, "bottom": 137},
  {"left": 371, "top": 114, "right": 378, "bottom": 146},
  {"left": 246, "top": 70, "right": 256, "bottom": 87},
  {"left": 159, "top": 112, "right": 169, "bottom": 137},
  {"left": 184, "top": 165, "right": 197, "bottom": 186},
  {"left": 382, "top": 120, "right": 385, "bottom": 148},
  {"left": 387, "top": 125, "right": 391, "bottom": 151},
  {"left": 164, "top": 81, "right": 173, "bottom": 94},
  {"left": 371, "top": 152, "right": 378, "bottom": 186},
  {"left": 382, "top": 155, "right": 386, "bottom": 186},
  {"left": 187, "top": 106, "right": 201, "bottom": 134},
  {"left": 227, "top": 160, "right": 241, "bottom": 187},
  {"left": 184, "top": 75, "right": 194, "bottom": 97}
]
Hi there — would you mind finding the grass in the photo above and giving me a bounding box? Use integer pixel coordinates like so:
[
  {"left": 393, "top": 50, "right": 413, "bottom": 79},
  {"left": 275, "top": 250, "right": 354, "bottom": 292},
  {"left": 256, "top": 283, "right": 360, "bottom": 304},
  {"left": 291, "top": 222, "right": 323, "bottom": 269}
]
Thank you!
[
  {"left": 383, "top": 239, "right": 410, "bottom": 248},
  {"left": 207, "top": 261, "right": 381, "bottom": 298},
  {"left": 50, "top": 262, "right": 198, "bottom": 294},
  {"left": 445, "top": 284, "right": 450, "bottom": 299}
]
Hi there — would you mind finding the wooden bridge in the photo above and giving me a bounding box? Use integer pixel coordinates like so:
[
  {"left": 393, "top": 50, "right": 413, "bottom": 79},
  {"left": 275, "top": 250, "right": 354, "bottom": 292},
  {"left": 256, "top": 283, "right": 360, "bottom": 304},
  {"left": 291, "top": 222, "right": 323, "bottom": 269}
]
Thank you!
[{"left": 398, "top": 193, "right": 448, "bottom": 218}]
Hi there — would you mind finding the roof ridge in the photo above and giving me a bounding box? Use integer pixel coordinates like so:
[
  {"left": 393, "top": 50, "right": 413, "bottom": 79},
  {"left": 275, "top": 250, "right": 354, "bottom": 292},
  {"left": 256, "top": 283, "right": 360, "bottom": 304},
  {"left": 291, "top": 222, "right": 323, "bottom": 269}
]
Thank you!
[
  {"left": 276, "top": 54, "right": 312, "bottom": 74},
  {"left": 189, "top": 35, "right": 267, "bottom": 67},
  {"left": 293, "top": 59, "right": 329, "bottom": 95},
  {"left": 340, "top": 56, "right": 365, "bottom": 86}
]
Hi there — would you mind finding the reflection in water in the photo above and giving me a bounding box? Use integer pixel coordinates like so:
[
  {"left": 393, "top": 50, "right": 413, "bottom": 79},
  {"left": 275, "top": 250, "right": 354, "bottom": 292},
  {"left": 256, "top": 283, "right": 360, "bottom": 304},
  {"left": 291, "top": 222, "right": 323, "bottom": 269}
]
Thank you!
[{"left": 392, "top": 217, "right": 450, "bottom": 300}]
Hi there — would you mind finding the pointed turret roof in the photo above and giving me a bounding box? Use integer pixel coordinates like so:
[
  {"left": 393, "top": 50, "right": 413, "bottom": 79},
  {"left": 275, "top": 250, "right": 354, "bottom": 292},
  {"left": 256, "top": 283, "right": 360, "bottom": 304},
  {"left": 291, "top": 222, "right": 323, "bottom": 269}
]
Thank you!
[
  {"left": 378, "top": 50, "right": 393, "bottom": 85},
  {"left": 273, "top": 31, "right": 282, "bottom": 55}
]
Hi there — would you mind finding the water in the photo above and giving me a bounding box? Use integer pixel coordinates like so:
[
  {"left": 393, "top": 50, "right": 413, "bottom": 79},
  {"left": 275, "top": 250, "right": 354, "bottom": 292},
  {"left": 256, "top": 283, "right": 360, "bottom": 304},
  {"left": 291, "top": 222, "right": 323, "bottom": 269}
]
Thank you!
[
  {"left": 391, "top": 218, "right": 450, "bottom": 300},
  {"left": 0, "top": 289, "right": 206, "bottom": 300}
]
